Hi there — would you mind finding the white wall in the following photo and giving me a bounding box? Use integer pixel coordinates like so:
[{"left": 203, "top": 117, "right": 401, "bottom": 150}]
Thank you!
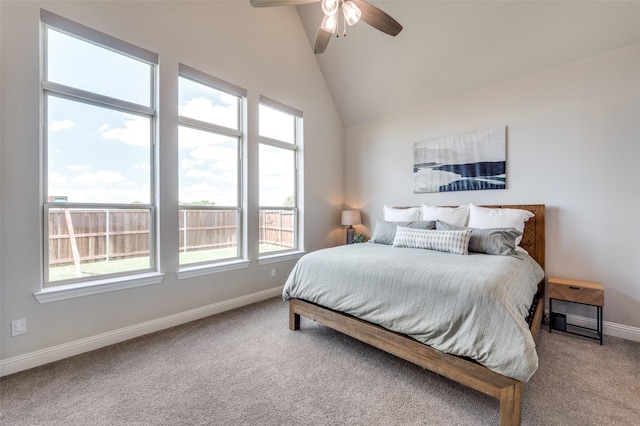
[
  {"left": 0, "top": 1, "right": 344, "bottom": 365},
  {"left": 345, "top": 44, "right": 640, "bottom": 332}
]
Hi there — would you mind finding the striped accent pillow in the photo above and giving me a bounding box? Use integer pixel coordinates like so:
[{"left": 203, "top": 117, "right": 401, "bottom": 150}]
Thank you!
[{"left": 392, "top": 227, "right": 472, "bottom": 255}]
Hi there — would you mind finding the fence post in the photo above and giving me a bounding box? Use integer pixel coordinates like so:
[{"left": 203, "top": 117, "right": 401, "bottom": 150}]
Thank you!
[
  {"left": 183, "top": 210, "right": 187, "bottom": 253},
  {"left": 64, "top": 209, "right": 82, "bottom": 276},
  {"left": 106, "top": 209, "right": 110, "bottom": 261},
  {"left": 279, "top": 210, "right": 283, "bottom": 247}
]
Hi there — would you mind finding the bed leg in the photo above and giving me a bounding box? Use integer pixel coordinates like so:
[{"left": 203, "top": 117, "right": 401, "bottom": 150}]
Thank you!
[
  {"left": 499, "top": 381, "right": 523, "bottom": 426},
  {"left": 289, "top": 303, "right": 300, "bottom": 331}
]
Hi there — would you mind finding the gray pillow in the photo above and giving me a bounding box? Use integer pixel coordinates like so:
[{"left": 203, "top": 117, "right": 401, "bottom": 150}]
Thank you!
[
  {"left": 435, "top": 220, "right": 521, "bottom": 255},
  {"left": 370, "top": 220, "right": 436, "bottom": 245}
]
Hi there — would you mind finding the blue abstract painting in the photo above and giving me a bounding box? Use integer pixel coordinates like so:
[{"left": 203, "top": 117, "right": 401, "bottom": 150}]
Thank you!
[{"left": 413, "top": 127, "right": 506, "bottom": 193}]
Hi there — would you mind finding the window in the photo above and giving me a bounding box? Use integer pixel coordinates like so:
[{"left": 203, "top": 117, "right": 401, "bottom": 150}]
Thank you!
[
  {"left": 258, "top": 97, "right": 302, "bottom": 255},
  {"left": 178, "top": 65, "right": 246, "bottom": 267},
  {"left": 41, "top": 10, "right": 158, "bottom": 287}
]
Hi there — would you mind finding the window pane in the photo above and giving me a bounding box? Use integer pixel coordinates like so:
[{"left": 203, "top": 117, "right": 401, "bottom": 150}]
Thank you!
[
  {"left": 259, "top": 144, "right": 294, "bottom": 207},
  {"left": 179, "top": 209, "right": 239, "bottom": 265},
  {"left": 47, "top": 208, "right": 151, "bottom": 284},
  {"left": 179, "top": 77, "right": 239, "bottom": 129},
  {"left": 259, "top": 209, "right": 295, "bottom": 253},
  {"left": 47, "top": 28, "right": 152, "bottom": 107},
  {"left": 47, "top": 96, "right": 151, "bottom": 204},
  {"left": 179, "top": 126, "right": 238, "bottom": 207},
  {"left": 259, "top": 104, "right": 295, "bottom": 143}
]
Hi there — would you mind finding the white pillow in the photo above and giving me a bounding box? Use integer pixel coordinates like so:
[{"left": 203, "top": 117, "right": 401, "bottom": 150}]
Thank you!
[
  {"left": 421, "top": 204, "right": 469, "bottom": 227},
  {"left": 467, "top": 204, "right": 534, "bottom": 245},
  {"left": 383, "top": 205, "right": 421, "bottom": 222},
  {"left": 393, "top": 227, "right": 472, "bottom": 255}
]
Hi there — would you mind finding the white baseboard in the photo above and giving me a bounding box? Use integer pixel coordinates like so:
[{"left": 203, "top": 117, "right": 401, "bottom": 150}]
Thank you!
[
  {"left": 546, "top": 310, "right": 640, "bottom": 343},
  {"left": 0, "top": 286, "right": 284, "bottom": 377}
]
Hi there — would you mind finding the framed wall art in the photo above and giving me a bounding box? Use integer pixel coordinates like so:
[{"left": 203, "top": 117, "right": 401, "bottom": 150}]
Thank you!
[{"left": 413, "top": 127, "right": 506, "bottom": 193}]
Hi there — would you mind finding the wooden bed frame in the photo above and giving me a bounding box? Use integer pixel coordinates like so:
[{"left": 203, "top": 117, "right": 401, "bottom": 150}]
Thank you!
[{"left": 288, "top": 204, "right": 545, "bottom": 426}]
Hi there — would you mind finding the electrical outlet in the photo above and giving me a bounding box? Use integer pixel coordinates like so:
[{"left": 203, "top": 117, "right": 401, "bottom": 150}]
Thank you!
[
  {"left": 271, "top": 268, "right": 276, "bottom": 278},
  {"left": 11, "top": 318, "right": 27, "bottom": 337}
]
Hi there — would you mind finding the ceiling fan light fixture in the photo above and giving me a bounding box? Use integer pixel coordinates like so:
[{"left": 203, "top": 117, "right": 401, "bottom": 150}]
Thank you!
[
  {"left": 321, "top": 0, "right": 339, "bottom": 16},
  {"left": 342, "top": 1, "right": 361, "bottom": 26},
  {"left": 320, "top": 13, "right": 338, "bottom": 33},
  {"left": 249, "top": 0, "right": 402, "bottom": 54}
]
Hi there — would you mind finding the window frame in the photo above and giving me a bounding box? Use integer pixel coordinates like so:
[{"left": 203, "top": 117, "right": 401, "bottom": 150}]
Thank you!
[
  {"left": 39, "top": 10, "right": 161, "bottom": 291},
  {"left": 177, "top": 64, "right": 248, "bottom": 271},
  {"left": 258, "top": 96, "right": 303, "bottom": 257}
]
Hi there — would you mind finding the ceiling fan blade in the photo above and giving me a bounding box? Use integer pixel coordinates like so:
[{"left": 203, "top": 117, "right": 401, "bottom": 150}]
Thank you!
[
  {"left": 250, "top": 0, "right": 319, "bottom": 7},
  {"left": 314, "top": 26, "right": 332, "bottom": 54},
  {"left": 352, "top": 0, "right": 403, "bottom": 36}
]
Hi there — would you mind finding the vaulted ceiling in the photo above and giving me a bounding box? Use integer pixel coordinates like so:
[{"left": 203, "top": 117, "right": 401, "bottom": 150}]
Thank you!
[{"left": 294, "top": 1, "right": 640, "bottom": 127}]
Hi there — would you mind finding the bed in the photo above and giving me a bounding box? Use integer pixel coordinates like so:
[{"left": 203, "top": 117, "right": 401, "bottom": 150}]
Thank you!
[{"left": 283, "top": 204, "right": 545, "bottom": 426}]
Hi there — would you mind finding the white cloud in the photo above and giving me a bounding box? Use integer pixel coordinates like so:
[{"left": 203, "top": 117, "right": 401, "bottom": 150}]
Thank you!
[
  {"left": 49, "top": 119, "right": 75, "bottom": 132},
  {"left": 258, "top": 146, "right": 294, "bottom": 206},
  {"left": 108, "top": 187, "right": 149, "bottom": 203},
  {"left": 179, "top": 127, "right": 236, "bottom": 151},
  {"left": 67, "top": 164, "right": 91, "bottom": 171},
  {"left": 259, "top": 148, "right": 293, "bottom": 178},
  {"left": 185, "top": 169, "right": 216, "bottom": 179},
  {"left": 48, "top": 172, "right": 68, "bottom": 184},
  {"left": 74, "top": 170, "right": 126, "bottom": 183},
  {"left": 184, "top": 167, "right": 236, "bottom": 187},
  {"left": 100, "top": 114, "right": 149, "bottom": 147},
  {"left": 179, "top": 96, "right": 237, "bottom": 128},
  {"left": 190, "top": 144, "right": 235, "bottom": 161},
  {"left": 180, "top": 157, "right": 203, "bottom": 169},
  {"left": 259, "top": 105, "right": 295, "bottom": 143},
  {"left": 136, "top": 161, "right": 150, "bottom": 171}
]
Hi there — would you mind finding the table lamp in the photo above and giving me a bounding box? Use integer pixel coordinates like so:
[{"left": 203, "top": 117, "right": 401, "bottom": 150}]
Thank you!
[{"left": 341, "top": 210, "right": 361, "bottom": 244}]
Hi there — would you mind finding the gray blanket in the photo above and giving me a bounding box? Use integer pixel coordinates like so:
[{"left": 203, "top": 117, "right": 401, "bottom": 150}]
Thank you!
[{"left": 283, "top": 243, "right": 545, "bottom": 381}]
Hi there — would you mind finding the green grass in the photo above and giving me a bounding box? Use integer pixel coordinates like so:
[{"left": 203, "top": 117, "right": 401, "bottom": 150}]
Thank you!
[
  {"left": 179, "top": 247, "right": 238, "bottom": 265},
  {"left": 49, "top": 256, "right": 151, "bottom": 281},
  {"left": 49, "top": 244, "right": 292, "bottom": 282}
]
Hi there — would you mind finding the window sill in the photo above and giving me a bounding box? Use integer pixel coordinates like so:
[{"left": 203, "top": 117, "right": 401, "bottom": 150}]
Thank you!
[
  {"left": 257, "top": 251, "right": 306, "bottom": 265},
  {"left": 177, "top": 259, "right": 251, "bottom": 280},
  {"left": 34, "top": 272, "right": 165, "bottom": 304}
]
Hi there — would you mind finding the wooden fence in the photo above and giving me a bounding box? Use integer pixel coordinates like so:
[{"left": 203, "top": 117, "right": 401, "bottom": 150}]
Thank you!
[
  {"left": 179, "top": 210, "right": 238, "bottom": 252},
  {"left": 48, "top": 209, "right": 294, "bottom": 267},
  {"left": 260, "top": 209, "right": 295, "bottom": 248}
]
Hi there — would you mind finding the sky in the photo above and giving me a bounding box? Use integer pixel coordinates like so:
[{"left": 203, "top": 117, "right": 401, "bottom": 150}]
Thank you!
[
  {"left": 47, "top": 28, "right": 296, "bottom": 208},
  {"left": 413, "top": 127, "right": 506, "bottom": 166}
]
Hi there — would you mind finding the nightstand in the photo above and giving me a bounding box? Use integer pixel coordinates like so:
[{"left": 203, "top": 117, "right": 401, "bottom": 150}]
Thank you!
[{"left": 548, "top": 276, "right": 604, "bottom": 345}]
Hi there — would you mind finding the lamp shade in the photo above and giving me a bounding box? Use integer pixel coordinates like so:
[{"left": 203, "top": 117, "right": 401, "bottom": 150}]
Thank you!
[{"left": 341, "top": 210, "right": 362, "bottom": 226}]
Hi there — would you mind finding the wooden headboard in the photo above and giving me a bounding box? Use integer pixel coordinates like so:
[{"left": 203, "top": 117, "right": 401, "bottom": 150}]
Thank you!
[{"left": 483, "top": 204, "right": 545, "bottom": 271}]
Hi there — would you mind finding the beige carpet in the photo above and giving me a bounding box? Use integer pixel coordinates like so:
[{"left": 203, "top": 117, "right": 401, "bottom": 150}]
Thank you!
[{"left": 1, "top": 297, "right": 639, "bottom": 425}]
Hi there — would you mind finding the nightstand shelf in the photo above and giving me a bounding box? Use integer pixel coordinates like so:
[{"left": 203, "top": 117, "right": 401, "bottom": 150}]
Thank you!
[{"left": 548, "top": 276, "right": 604, "bottom": 345}]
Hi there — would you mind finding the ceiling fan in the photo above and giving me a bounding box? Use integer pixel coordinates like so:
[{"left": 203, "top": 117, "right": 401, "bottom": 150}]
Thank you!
[{"left": 249, "top": 0, "right": 403, "bottom": 54}]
